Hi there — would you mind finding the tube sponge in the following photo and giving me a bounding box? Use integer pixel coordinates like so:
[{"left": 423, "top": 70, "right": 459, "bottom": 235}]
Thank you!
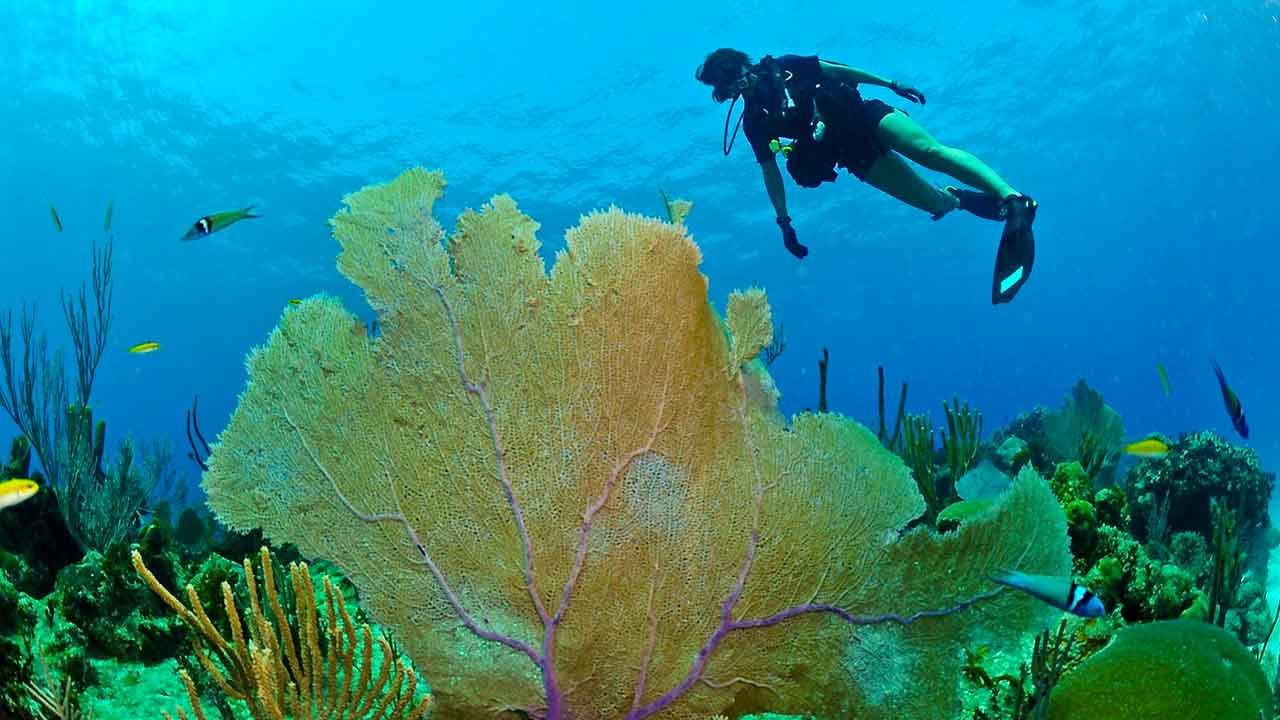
[{"left": 204, "top": 168, "right": 1070, "bottom": 720}]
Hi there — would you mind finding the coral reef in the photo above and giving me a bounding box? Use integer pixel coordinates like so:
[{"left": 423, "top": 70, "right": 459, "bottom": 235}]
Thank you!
[
  {"left": 936, "top": 499, "right": 996, "bottom": 533},
  {"left": 1082, "top": 525, "right": 1198, "bottom": 622},
  {"left": 1048, "top": 462, "right": 1092, "bottom": 506},
  {"left": 956, "top": 461, "right": 1012, "bottom": 502},
  {"left": 0, "top": 560, "right": 39, "bottom": 714},
  {"left": 0, "top": 437, "right": 81, "bottom": 596},
  {"left": 202, "top": 168, "right": 1070, "bottom": 720},
  {"left": 1092, "top": 486, "right": 1129, "bottom": 532},
  {"left": 942, "top": 398, "right": 983, "bottom": 485},
  {"left": 133, "top": 546, "right": 432, "bottom": 720},
  {"left": 1045, "top": 620, "right": 1273, "bottom": 719},
  {"left": 49, "top": 545, "right": 184, "bottom": 663},
  {"left": 993, "top": 380, "right": 1123, "bottom": 483},
  {"left": 1127, "top": 431, "right": 1273, "bottom": 554}
]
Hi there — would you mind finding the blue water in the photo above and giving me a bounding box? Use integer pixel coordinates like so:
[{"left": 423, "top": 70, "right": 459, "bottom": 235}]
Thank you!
[{"left": 2, "top": 1, "right": 1278, "bottom": 500}]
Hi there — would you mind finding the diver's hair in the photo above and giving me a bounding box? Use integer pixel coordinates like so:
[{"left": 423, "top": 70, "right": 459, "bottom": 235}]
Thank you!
[{"left": 695, "top": 48, "right": 753, "bottom": 103}]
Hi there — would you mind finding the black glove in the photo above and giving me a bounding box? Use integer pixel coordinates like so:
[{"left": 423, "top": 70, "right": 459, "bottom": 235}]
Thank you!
[
  {"left": 777, "top": 216, "right": 808, "bottom": 259},
  {"left": 890, "top": 81, "right": 926, "bottom": 105}
]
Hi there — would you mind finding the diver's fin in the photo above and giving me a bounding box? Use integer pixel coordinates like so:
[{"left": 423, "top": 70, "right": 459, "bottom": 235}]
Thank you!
[
  {"left": 991, "top": 195, "right": 1037, "bottom": 304},
  {"left": 951, "top": 187, "right": 1006, "bottom": 221}
]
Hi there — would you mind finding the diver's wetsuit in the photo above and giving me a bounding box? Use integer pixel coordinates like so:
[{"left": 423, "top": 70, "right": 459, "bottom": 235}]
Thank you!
[{"left": 741, "top": 55, "right": 897, "bottom": 184}]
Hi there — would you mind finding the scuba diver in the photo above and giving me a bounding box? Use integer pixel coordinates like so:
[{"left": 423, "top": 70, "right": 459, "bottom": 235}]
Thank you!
[{"left": 695, "top": 49, "right": 1038, "bottom": 304}]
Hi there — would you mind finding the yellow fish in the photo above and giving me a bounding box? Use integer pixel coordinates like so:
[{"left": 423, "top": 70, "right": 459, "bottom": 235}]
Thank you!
[
  {"left": 0, "top": 478, "right": 39, "bottom": 510},
  {"left": 1124, "top": 438, "right": 1169, "bottom": 458},
  {"left": 128, "top": 341, "right": 160, "bottom": 354}
]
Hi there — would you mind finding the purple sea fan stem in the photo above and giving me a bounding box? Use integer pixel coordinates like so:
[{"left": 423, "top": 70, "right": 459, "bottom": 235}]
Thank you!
[
  {"left": 431, "top": 285, "right": 566, "bottom": 714},
  {"left": 627, "top": 529, "right": 761, "bottom": 720},
  {"left": 629, "top": 576, "right": 1004, "bottom": 718},
  {"left": 626, "top": 389, "right": 1007, "bottom": 719},
  {"left": 432, "top": 285, "right": 554, "bottom": 629},
  {"left": 285, "top": 408, "right": 544, "bottom": 664}
]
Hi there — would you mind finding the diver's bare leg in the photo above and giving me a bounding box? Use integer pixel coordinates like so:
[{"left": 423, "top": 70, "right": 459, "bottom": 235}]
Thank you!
[
  {"left": 875, "top": 110, "right": 1018, "bottom": 200},
  {"left": 863, "top": 149, "right": 956, "bottom": 216}
]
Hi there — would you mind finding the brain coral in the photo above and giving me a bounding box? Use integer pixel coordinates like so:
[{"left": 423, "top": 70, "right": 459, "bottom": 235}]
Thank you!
[
  {"left": 204, "top": 168, "right": 1069, "bottom": 720},
  {"left": 1047, "top": 619, "right": 1273, "bottom": 720}
]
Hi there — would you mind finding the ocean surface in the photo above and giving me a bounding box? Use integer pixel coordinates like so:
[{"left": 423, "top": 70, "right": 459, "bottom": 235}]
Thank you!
[{"left": 2, "top": 2, "right": 1278, "bottom": 518}]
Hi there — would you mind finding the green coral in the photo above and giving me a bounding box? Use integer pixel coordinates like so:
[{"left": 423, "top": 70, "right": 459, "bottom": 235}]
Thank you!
[
  {"left": 1042, "top": 380, "right": 1124, "bottom": 482},
  {"left": 1168, "top": 531, "right": 1209, "bottom": 580},
  {"left": 1127, "top": 432, "right": 1273, "bottom": 550},
  {"left": 994, "top": 436, "right": 1030, "bottom": 474},
  {"left": 1046, "top": 620, "right": 1272, "bottom": 720},
  {"left": 936, "top": 499, "right": 995, "bottom": 533},
  {"left": 0, "top": 436, "right": 80, "bottom": 597},
  {"left": 900, "top": 412, "right": 940, "bottom": 521},
  {"left": 941, "top": 397, "right": 983, "bottom": 484},
  {"left": 201, "top": 168, "right": 1071, "bottom": 719},
  {"left": 1083, "top": 525, "right": 1197, "bottom": 622},
  {"left": 3, "top": 435, "right": 32, "bottom": 479},
  {"left": 49, "top": 545, "right": 184, "bottom": 663},
  {"left": 1092, "top": 486, "right": 1129, "bottom": 530},
  {"left": 173, "top": 507, "right": 210, "bottom": 549},
  {"left": 1063, "top": 499, "right": 1097, "bottom": 568},
  {"left": 1049, "top": 462, "right": 1092, "bottom": 505},
  {"left": 1226, "top": 575, "right": 1270, "bottom": 646},
  {"left": 0, "top": 565, "right": 38, "bottom": 714}
]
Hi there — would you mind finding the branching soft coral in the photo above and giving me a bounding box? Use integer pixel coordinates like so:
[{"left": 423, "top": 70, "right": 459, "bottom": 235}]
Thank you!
[{"left": 203, "top": 168, "right": 1069, "bottom": 720}]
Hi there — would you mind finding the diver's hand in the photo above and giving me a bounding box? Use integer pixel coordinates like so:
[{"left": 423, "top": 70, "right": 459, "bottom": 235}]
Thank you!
[
  {"left": 777, "top": 216, "right": 808, "bottom": 259},
  {"left": 890, "top": 81, "right": 926, "bottom": 105}
]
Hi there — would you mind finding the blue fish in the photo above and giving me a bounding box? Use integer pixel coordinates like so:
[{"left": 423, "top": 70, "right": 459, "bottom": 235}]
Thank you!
[
  {"left": 991, "top": 570, "right": 1105, "bottom": 618},
  {"left": 1212, "top": 361, "right": 1249, "bottom": 439}
]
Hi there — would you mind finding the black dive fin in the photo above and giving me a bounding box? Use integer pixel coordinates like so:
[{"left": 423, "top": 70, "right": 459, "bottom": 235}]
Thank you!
[
  {"left": 952, "top": 188, "right": 1006, "bottom": 221},
  {"left": 991, "top": 196, "right": 1037, "bottom": 304}
]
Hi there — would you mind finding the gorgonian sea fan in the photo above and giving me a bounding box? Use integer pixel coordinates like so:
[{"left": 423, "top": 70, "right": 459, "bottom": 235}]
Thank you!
[{"left": 205, "top": 168, "right": 1068, "bottom": 719}]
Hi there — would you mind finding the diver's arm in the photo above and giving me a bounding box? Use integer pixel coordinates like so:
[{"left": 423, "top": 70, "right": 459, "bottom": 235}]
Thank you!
[
  {"left": 820, "top": 60, "right": 926, "bottom": 104},
  {"left": 818, "top": 60, "right": 895, "bottom": 88},
  {"left": 761, "top": 160, "right": 788, "bottom": 219},
  {"left": 761, "top": 160, "right": 808, "bottom": 258}
]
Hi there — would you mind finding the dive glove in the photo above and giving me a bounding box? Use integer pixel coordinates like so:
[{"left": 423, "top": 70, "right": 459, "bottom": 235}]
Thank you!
[
  {"left": 777, "top": 216, "right": 808, "bottom": 259},
  {"left": 890, "top": 81, "right": 926, "bottom": 105}
]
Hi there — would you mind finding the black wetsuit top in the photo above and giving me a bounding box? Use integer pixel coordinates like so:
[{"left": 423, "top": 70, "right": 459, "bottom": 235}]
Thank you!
[
  {"left": 742, "top": 55, "right": 835, "bottom": 163},
  {"left": 740, "top": 54, "right": 893, "bottom": 183}
]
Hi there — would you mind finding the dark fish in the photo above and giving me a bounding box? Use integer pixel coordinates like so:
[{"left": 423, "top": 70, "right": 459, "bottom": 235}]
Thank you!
[
  {"left": 50, "top": 204, "right": 62, "bottom": 232},
  {"left": 1212, "top": 361, "right": 1248, "bottom": 439},
  {"left": 181, "top": 206, "right": 260, "bottom": 241},
  {"left": 103, "top": 200, "right": 113, "bottom": 232}
]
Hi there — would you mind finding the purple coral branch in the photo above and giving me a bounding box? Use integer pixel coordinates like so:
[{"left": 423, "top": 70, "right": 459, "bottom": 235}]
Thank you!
[
  {"left": 431, "top": 285, "right": 567, "bottom": 715},
  {"left": 628, "top": 550, "right": 1004, "bottom": 719},
  {"left": 631, "top": 558, "right": 663, "bottom": 714},
  {"left": 626, "top": 529, "right": 761, "bottom": 720},
  {"left": 556, "top": 412, "right": 667, "bottom": 625},
  {"left": 624, "top": 393, "right": 1008, "bottom": 719},
  {"left": 432, "top": 285, "right": 553, "bottom": 629},
  {"left": 729, "top": 586, "right": 1005, "bottom": 631},
  {"left": 285, "top": 408, "right": 544, "bottom": 664}
]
